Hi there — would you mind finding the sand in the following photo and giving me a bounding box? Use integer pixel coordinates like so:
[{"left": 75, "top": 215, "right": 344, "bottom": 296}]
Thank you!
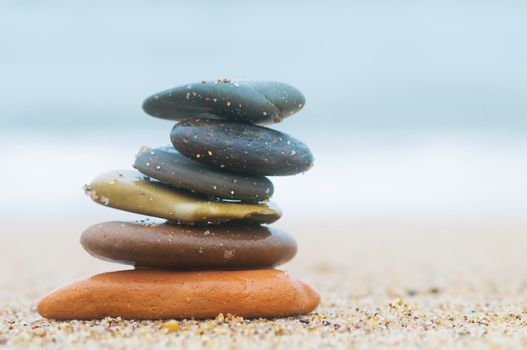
[{"left": 2, "top": 220, "right": 527, "bottom": 349}]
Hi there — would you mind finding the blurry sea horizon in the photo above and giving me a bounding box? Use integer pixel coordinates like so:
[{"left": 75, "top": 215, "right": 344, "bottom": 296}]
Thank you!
[
  {"left": 3, "top": 126, "right": 526, "bottom": 229},
  {"left": 1, "top": 1, "right": 526, "bottom": 231}
]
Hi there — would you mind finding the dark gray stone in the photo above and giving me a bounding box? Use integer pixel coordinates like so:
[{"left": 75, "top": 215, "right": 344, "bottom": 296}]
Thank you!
[
  {"left": 142, "top": 79, "right": 305, "bottom": 124},
  {"left": 134, "top": 146, "right": 274, "bottom": 202},
  {"left": 171, "top": 118, "right": 314, "bottom": 176}
]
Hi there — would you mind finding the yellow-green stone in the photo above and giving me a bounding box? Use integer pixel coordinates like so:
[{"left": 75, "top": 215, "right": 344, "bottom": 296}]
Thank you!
[{"left": 84, "top": 170, "right": 282, "bottom": 224}]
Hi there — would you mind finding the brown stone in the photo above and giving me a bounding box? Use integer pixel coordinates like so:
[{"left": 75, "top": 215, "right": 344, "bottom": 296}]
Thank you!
[
  {"left": 81, "top": 221, "right": 297, "bottom": 269},
  {"left": 37, "top": 269, "right": 320, "bottom": 320}
]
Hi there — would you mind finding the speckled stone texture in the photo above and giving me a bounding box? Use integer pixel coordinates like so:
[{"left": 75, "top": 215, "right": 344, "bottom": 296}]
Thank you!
[
  {"left": 80, "top": 221, "right": 297, "bottom": 269},
  {"left": 84, "top": 170, "right": 281, "bottom": 224},
  {"left": 142, "top": 79, "right": 305, "bottom": 124},
  {"left": 134, "top": 146, "right": 274, "bottom": 202},
  {"left": 171, "top": 118, "right": 314, "bottom": 176},
  {"left": 35, "top": 79, "right": 318, "bottom": 323}
]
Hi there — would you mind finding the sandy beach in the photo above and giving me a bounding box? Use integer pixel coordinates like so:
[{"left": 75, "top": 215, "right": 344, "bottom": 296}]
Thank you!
[{"left": 3, "top": 220, "right": 527, "bottom": 349}]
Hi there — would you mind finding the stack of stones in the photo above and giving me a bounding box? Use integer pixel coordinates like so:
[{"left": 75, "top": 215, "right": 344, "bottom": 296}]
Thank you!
[{"left": 38, "top": 78, "right": 320, "bottom": 320}]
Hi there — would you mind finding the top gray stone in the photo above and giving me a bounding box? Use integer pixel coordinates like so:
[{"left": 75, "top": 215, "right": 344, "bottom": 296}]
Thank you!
[{"left": 142, "top": 78, "right": 305, "bottom": 124}]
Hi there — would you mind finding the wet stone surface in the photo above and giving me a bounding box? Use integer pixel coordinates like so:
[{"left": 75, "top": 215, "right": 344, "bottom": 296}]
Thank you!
[{"left": 171, "top": 118, "right": 314, "bottom": 176}]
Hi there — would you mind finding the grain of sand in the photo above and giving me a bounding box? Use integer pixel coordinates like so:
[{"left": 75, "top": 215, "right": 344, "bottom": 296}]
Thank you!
[{"left": 2, "top": 221, "right": 527, "bottom": 349}]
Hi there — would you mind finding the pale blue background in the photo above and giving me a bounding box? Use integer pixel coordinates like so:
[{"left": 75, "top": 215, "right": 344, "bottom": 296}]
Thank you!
[{"left": 1, "top": 1, "right": 526, "bottom": 227}]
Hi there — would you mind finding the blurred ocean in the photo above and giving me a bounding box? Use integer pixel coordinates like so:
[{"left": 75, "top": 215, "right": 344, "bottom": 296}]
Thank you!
[
  {"left": 2, "top": 129, "right": 527, "bottom": 226},
  {"left": 1, "top": 1, "right": 526, "bottom": 227}
]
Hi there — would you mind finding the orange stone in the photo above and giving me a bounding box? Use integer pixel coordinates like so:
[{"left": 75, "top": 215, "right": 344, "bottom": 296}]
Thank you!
[{"left": 37, "top": 269, "right": 320, "bottom": 320}]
